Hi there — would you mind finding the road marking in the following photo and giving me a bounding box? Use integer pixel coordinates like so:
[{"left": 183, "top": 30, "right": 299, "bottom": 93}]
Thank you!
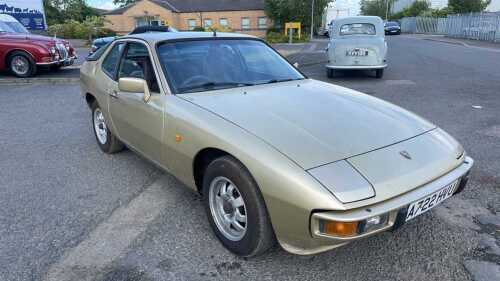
[
  {"left": 44, "top": 176, "right": 170, "bottom": 281},
  {"left": 385, "top": 80, "right": 416, "bottom": 86}
]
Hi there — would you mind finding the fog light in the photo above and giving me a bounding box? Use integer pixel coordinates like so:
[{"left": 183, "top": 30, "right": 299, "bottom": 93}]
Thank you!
[
  {"left": 319, "top": 220, "right": 359, "bottom": 237},
  {"left": 362, "top": 213, "right": 389, "bottom": 233}
]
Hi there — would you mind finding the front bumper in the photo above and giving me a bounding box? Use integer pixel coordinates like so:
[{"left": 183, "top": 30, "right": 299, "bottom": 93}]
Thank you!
[
  {"left": 326, "top": 63, "right": 387, "bottom": 70},
  {"left": 37, "top": 55, "right": 77, "bottom": 67},
  {"left": 281, "top": 156, "right": 473, "bottom": 255}
]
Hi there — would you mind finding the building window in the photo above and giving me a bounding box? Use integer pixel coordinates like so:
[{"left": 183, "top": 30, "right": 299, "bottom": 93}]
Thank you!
[
  {"left": 219, "top": 18, "right": 228, "bottom": 27},
  {"left": 187, "top": 19, "right": 197, "bottom": 30},
  {"left": 204, "top": 19, "right": 213, "bottom": 28},
  {"left": 241, "top": 17, "right": 250, "bottom": 30},
  {"left": 258, "top": 17, "right": 267, "bottom": 29},
  {"left": 135, "top": 16, "right": 160, "bottom": 27}
]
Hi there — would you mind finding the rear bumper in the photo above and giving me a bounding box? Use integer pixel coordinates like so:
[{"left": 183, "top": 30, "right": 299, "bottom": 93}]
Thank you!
[
  {"left": 281, "top": 156, "right": 473, "bottom": 255},
  {"left": 326, "top": 63, "right": 387, "bottom": 70},
  {"left": 37, "top": 55, "right": 77, "bottom": 67}
]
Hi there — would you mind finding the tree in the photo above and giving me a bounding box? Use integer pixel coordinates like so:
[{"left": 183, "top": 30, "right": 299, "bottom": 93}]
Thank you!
[
  {"left": 448, "top": 0, "right": 491, "bottom": 13},
  {"left": 391, "top": 0, "right": 430, "bottom": 19},
  {"left": 264, "top": 0, "right": 330, "bottom": 34},
  {"left": 360, "top": 0, "right": 393, "bottom": 18},
  {"left": 113, "top": 0, "right": 137, "bottom": 7},
  {"left": 82, "top": 16, "right": 108, "bottom": 41},
  {"left": 43, "top": 0, "right": 99, "bottom": 24}
]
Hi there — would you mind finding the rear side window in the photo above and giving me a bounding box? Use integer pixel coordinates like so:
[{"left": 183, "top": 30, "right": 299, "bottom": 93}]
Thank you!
[
  {"left": 340, "top": 23, "right": 376, "bottom": 36},
  {"left": 102, "top": 42, "right": 125, "bottom": 79}
]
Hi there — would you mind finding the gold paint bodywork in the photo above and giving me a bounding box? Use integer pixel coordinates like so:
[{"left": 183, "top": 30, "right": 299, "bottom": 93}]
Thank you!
[{"left": 80, "top": 32, "right": 473, "bottom": 255}]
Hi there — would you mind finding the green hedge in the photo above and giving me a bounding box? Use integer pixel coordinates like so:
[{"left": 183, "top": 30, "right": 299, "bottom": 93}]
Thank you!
[{"left": 47, "top": 20, "right": 116, "bottom": 40}]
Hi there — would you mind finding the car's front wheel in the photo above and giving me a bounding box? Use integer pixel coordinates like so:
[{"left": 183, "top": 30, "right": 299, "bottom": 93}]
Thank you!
[
  {"left": 203, "top": 156, "right": 275, "bottom": 257},
  {"left": 91, "top": 101, "right": 124, "bottom": 154},
  {"left": 8, "top": 51, "right": 36, "bottom": 78}
]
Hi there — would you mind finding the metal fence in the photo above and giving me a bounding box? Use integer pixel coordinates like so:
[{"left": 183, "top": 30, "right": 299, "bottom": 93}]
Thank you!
[
  {"left": 401, "top": 17, "right": 447, "bottom": 34},
  {"left": 400, "top": 13, "right": 500, "bottom": 43}
]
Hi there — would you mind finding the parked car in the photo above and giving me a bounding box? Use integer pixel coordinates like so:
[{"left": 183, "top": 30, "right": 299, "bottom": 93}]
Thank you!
[
  {"left": 385, "top": 21, "right": 401, "bottom": 35},
  {"left": 89, "top": 25, "right": 176, "bottom": 55},
  {"left": 81, "top": 32, "right": 473, "bottom": 257},
  {"left": 326, "top": 16, "right": 387, "bottom": 78},
  {"left": 0, "top": 14, "right": 76, "bottom": 77}
]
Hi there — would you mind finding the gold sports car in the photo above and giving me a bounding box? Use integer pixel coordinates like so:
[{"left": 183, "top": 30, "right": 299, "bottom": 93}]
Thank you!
[{"left": 80, "top": 32, "right": 474, "bottom": 257}]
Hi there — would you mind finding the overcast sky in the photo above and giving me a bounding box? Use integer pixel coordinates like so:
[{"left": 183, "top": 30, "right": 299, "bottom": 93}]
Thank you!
[{"left": 86, "top": 0, "right": 118, "bottom": 10}]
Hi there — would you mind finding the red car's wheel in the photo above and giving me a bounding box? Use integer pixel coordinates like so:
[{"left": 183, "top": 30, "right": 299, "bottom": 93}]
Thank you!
[{"left": 8, "top": 51, "right": 37, "bottom": 78}]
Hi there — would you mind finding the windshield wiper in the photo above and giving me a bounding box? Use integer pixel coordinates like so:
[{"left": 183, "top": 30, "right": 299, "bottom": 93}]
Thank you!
[
  {"left": 178, "top": 81, "right": 255, "bottom": 94},
  {"left": 258, "top": 78, "right": 304, "bottom": 85}
]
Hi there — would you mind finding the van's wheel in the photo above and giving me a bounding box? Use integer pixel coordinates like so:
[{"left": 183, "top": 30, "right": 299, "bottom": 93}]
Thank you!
[
  {"left": 91, "top": 101, "right": 124, "bottom": 154},
  {"left": 8, "top": 51, "right": 37, "bottom": 77},
  {"left": 326, "top": 68, "right": 335, "bottom": 78},
  {"left": 375, "top": 69, "right": 384, "bottom": 79},
  {"left": 203, "top": 156, "right": 276, "bottom": 257}
]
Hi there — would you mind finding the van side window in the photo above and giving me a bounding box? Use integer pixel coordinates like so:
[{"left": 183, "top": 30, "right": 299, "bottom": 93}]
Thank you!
[
  {"left": 102, "top": 42, "right": 124, "bottom": 79},
  {"left": 118, "top": 42, "right": 160, "bottom": 93}
]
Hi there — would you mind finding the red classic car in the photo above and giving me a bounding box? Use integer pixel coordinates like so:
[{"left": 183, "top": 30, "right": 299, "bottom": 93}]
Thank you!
[{"left": 0, "top": 14, "right": 77, "bottom": 77}]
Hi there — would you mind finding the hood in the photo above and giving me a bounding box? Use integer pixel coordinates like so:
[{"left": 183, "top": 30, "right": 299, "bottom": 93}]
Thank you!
[
  {"left": 2, "top": 32, "right": 68, "bottom": 44},
  {"left": 184, "top": 79, "right": 435, "bottom": 169}
]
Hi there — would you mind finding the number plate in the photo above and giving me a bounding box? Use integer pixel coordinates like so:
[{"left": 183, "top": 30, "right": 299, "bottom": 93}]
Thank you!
[
  {"left": 346, "top": 48, "right": 368, "bottom": 56},
  {"left": 405, "top": 180, "right": 459, "bottom": 221}
]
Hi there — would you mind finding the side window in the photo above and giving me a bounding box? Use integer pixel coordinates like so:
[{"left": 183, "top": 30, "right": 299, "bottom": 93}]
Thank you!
[
  {"left": 101, "top": 42, "right": 124, "bottom": 79},
  {"left": 118, "top": 42, "right": 160, "bottom": 93}
]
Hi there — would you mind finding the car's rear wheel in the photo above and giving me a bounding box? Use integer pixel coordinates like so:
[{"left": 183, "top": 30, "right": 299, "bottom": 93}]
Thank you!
[
  {"left": 375, "top": 69, "right": 384, "bottom": 79},
  {"left": 91, "top": 101, "right": 124, "bottom": 154},
  {"left": 203, "top": 156, "right": 275, "bottom": 257},
  {"left": 326, "top": 68, "right": 336, "bottom": 78},
  {"left": 8, "top": 51, "right": 36, "bottom": 78}
]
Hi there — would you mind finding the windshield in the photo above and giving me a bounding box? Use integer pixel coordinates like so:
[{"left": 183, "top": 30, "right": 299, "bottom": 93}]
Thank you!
[
  {"left": 0, "top": 20, "right": 29, "bottom": 33},
  {"left": 157, "top": 39, "right": 304, "bottom": 94},
  {"left": 340, "top": 23, "right": 376, "bottom": 36},
  {"left": 385, "top": 22, "right": 399, "bottom": 27}
]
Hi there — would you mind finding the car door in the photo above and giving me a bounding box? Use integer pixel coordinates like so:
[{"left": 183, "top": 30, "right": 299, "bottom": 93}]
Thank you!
[
  {"left": 95, "top": 40, "right": 125, "bottom": 134},
  {"left": 108, "top": 40, "right": 165, "bottom": 165}
]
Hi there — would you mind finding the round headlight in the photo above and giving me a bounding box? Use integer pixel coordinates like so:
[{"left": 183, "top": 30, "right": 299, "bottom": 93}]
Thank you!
[{"left": 49, "top": 46, "right": 57, "bottom": 55}]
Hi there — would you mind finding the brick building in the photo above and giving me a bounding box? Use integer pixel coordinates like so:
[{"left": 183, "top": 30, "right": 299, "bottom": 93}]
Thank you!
[{"left": 103, "top": 0, "right": 269, "bottom": 37}]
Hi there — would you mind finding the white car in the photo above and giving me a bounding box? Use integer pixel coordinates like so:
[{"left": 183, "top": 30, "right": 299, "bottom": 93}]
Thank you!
[{"left": 326, "top": 16, "right": 388, "bottom": 78}]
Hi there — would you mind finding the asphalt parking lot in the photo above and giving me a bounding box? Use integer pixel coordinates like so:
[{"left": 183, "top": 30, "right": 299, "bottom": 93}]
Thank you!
[{"left": 0, "top": 36, "right": 499, "bottom": 281}]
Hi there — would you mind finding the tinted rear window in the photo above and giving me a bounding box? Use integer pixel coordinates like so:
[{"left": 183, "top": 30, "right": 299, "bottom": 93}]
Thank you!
[{"left": 340, "top": 23, "right": 376, "bottom": 35}]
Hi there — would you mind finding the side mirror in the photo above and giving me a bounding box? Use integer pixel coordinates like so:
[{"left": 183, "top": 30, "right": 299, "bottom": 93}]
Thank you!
[{"left": 118, "top": 77, "right": 151, "bottom": 102}]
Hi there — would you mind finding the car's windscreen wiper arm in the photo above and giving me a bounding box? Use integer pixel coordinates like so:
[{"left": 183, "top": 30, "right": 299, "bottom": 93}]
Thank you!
[
  {"left": 178, "top": 81, "right": 256, "bottom": 94},
  {"left": 258, "top": 78, "right": 304, "bottom": 85}
]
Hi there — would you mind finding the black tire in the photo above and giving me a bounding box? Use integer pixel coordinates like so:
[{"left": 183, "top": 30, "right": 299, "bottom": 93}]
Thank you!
[
  {"left": 51, "top": 64, "right": 63, "bottom": 71},
  {"left": 91, "top": 100, "right": 124, "bottom": 154},
  {"left": 326, "top": 68, "right": 335, "bottom": 78},
  {"left": 202, "top": 156, "right": 276, "bottom": 257},
  {"left": 8, "top": 51, "right": 37, "bottom": 77},
  {"left": 375, "top": 69, "right": 384, "bottom": 79}
]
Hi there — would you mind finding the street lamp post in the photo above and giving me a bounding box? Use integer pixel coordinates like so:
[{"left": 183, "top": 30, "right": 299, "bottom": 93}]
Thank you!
[
  {"left": 311, "top": 0, "right": 315, "bottom": 40},
  {"left": 385, "top": 0, "right": 390, "bottom": 20}
]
